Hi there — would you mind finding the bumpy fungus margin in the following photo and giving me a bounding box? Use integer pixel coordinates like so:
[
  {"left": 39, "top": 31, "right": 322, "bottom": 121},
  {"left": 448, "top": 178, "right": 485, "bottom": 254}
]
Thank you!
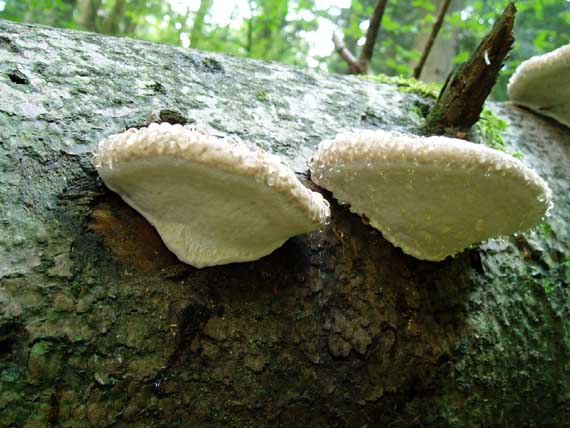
[
  {"left": 508, "top": 43, "right": 570, "bottom": 128},
  {"left": 93, "top": 123, "right": 330, "bottom": 268},
  {"left": 310, "top": 130, "right": 552, "bottom": 261}
]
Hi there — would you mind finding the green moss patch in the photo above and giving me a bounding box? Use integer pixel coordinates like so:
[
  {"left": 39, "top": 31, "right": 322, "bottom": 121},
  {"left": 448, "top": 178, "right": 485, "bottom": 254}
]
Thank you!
[
  {"left": 256, "top": 90, "right": 269, "bottom": 102},
  {"left": 472, "top": 108, "right": 508, "bottom": 152},
  {"left": 364, "top": 74, "right": 441, "bottom": 99}
]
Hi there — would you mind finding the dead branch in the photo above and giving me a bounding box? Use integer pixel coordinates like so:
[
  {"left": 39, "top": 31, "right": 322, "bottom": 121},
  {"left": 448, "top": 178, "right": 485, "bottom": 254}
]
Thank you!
[
  {"left": 425, "top": 2, "right": 516, "bottom": 135},
  {"left": 332, "top": 0, "right": 389, "bottom": 75},
  {"left": 413, "top": 0, "right": 453, "bottom": 80},
  {"left": 332, "top": 31, "right": 364, "bottom": 74},
  {"left": 358, "top": 0, "right": 389, "bottom": 73}
]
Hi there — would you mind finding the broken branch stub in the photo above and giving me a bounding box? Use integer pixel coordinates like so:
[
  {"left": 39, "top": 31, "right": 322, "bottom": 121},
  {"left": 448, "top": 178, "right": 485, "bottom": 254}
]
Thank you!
[{"left": 425, "top": 2, "right": 516, "bottom": 135}]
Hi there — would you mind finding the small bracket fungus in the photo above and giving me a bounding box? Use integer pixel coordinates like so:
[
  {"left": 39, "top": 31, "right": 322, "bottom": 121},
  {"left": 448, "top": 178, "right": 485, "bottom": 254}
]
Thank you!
[
  {"left": 309, "top": 130, "right": 552, "bottom": 261},
  {"left": 93, "top": 123, "right": 330, "bottom": 268},
  {"left": 508, "top": 44, "right": 570, "bottom": 128}
]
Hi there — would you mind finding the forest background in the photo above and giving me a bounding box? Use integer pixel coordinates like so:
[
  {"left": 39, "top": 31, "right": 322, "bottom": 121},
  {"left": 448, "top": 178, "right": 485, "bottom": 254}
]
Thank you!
[{"left": 2, "top": 0, "right": 569, "bottom": 99}]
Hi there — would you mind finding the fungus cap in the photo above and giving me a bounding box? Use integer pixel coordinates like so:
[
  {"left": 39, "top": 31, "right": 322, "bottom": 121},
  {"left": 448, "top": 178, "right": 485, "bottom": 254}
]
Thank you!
[
  {"left": 310, "top": 130, "right": 552, "bottom": 261},
  {"left": 507, "top": 43, "right": 570, "bottom": 128},
  {"left": 93, "top": 123, "right": 330, "bottom": 268}
]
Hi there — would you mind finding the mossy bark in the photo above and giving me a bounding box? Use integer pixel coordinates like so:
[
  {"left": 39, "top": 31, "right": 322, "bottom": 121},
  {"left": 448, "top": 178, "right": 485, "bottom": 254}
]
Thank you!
[{"left": 1, "top": 20, "right": 569, "bottom": 428}]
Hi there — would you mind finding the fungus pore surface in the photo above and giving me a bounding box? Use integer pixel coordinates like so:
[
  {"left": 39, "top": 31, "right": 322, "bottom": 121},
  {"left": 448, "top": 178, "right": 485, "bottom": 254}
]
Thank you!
[
  {"left": 93, "top": 123, "right": 330, "bottom": 268},
  {"left": 310, "top": 130, "right": 552, "bottom": 261},
  {"left": 508, "top": 43, "right": 570, "bottom": 128}
]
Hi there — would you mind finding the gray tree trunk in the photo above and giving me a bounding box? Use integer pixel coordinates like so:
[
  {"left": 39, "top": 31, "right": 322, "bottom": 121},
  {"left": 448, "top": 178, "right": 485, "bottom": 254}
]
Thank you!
[
  {"left": 0, "top": 20, "right": 569, "bottom": 428},
  {"left": 190, "top": 0, "right": 213, "bottom": 49},
  {"left": 75, "top": 0, "right": 101, "bottom": 32}
]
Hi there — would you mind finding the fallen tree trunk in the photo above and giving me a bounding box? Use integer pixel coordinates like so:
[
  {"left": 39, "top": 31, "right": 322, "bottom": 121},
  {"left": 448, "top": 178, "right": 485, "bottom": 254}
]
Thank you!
[{"left": 0, "top": 20, "right": 569, "bottom": 428}]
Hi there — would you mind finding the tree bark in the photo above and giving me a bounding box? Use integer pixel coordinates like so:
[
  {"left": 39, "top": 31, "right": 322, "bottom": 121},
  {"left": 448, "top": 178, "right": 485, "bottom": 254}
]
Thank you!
[{"left": 0, "top": 20, "right": 569, "bottom": 428}]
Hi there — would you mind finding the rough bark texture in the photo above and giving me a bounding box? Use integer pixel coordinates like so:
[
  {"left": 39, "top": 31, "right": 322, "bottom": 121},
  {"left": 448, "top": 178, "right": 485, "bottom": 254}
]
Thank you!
[
  {"left": 1, "top": 20, "right": 569, "bottom": 428},
  {"left": 425, "top": 2, "right": 516, "bottom": 134}
]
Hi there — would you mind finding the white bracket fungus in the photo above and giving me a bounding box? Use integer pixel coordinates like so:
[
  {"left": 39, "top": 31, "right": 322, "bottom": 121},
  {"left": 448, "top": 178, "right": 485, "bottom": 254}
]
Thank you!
[
  {"left": 93, "top": 123, "right": 330, "bottom": 268},
  {"left": 310, "top": 130, "right": 552, "bottom": 261},
  {"left": 508, "top": 44, "right": 570, "bottom": 128}
]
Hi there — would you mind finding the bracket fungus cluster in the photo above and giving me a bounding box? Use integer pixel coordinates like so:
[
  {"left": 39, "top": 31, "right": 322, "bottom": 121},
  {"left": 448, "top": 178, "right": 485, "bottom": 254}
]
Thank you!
[
  {"left": 93, "top": 123, "right": 330, "bottom": 268},
  {"left": 309, "top": 130, "right": 552, "bottom": 261},
  {"left": 508, "top": 43, "right": 570, "bottom": 128}
]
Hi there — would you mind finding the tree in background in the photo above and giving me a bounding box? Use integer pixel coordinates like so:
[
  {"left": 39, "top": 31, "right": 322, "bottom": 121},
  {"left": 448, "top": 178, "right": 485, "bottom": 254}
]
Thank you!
[
  {"left": 448, "top": 0, "right": 570, "bottom": 98},
  {"left": 331, "top": 0, "right": 389, "bottom": 74},
  {"left": 327, "top": 0, "right": 426, "bottom": 76},
  {"left": 1, "top": 0, "right": 569, "bottom": 99},
  {"left": 243, "top": 0, "right": 317, "bottom": 64},
  {"left": 326, "top": 0, "right": 570, "bottom": 99},
  {"left": 412, "top": 0, "right": 456, "bottom": 81}
]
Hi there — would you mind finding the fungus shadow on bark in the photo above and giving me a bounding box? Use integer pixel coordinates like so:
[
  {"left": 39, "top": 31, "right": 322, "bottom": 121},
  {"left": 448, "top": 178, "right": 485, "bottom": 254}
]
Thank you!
[
  {"left": 89, "top": 192, "right": 183, "bottom": 274},
  {"left": 508, "top": 103, "right": 570, "bottom": 135}
]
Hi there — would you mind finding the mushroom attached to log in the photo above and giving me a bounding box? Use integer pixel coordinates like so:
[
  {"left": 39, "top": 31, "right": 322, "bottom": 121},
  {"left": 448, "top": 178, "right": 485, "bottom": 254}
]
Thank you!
[
  {"left": 93, "top": 123, "right": 330, "bottom": 268},
  {"left": 508, "top": 43, "right": 570, "bottom": 128},
  {"left": 309, "top": 130, "right": 552, "bottom": 261}
]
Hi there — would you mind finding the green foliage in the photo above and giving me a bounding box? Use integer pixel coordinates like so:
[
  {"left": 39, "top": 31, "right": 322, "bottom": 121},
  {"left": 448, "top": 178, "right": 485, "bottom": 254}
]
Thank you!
[
  {"left": 242, "top": 0, "right": 318, "bottom": 64},
  {"left": 473, "top": 109, "right": 508, "bottom": 152},
  {"left": 2, "top": 0, "right": 569, "bottom": 99},
  {"left": 446, "top": 0, "right": 570, "bottom": 99},
  {"left": 328, "top": 0, "right": 570, "bottom": 99},
  {"left": 0, "top": 0, "right": 316, "bottom": 66},
  {"left": 562, "top": 256, "right": 570, "bottom": 283}
]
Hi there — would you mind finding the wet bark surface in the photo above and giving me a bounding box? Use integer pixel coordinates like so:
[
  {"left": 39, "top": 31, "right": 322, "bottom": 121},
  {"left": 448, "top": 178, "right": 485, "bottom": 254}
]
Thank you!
[{"left": 0, "top": 20, "right": 569, "bottom": 428}]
